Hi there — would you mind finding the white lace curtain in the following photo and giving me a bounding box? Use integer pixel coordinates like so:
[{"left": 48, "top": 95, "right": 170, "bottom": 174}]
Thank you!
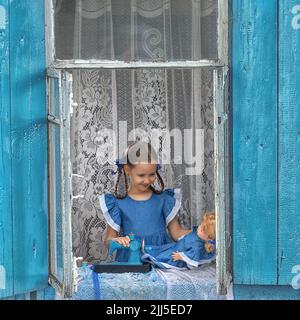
[
  {"left": 55, "top": 0, "right": 218, "bottom": 60},
  {"left": 54, "top": 0, "right": 218, "bottom": 261}
]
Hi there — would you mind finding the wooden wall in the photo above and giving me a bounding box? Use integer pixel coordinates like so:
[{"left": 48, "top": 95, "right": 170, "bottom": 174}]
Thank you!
[
  {"left": 278, "top": 0, "right": 300, "bottom": 285},
  {"left": 0, "top": 0, "right": 13, "bottom": 298},
  {"left": 233, "top": 0, "right": 300, "bottom": 287}
]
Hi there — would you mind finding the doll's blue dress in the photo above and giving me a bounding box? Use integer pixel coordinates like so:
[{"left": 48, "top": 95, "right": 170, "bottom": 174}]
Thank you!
[
  {"left": 99, "top": 188, "right": 181, "bottom": 262},
  {"left": 141, "top": 227, "right": 216, "bottom": 269}
]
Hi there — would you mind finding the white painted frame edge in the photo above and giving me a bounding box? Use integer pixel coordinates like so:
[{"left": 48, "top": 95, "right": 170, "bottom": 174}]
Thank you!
[{"left": 45, "top": 0, "right": 229, "bottom": 68}]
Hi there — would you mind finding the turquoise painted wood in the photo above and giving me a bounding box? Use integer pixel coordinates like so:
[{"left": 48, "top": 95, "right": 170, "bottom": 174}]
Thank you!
[
  {"left": 232, "top": 0, "right": 278, "bottom": 284},
  {"left": 0, "top": 0, "right": 13, "bottom": 299},
  {"left": 278, "top": 1, "right": 300, "bottom": 285},
  {"left": 234, "top": 285, "right": 300, "bottom": 300},
  {"left": 10, "top": 0, "right": 48, "bottom": 294}
]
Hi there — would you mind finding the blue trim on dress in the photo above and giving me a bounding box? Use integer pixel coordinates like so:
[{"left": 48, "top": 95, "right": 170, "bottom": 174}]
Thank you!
[
  {"left": 165, "top": 188, "right": 182, "bottom": 226},
  {"left": 99, "top": 194, "right": 120, "bottom": 232},
  {"left": 181, "top": 252, "right": 216, "bottom": 269}
]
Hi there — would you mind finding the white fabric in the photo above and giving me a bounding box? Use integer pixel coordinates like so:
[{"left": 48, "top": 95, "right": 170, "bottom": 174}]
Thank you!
[{"left": 156, "top": 263, "right": 227, "bottom": 300}]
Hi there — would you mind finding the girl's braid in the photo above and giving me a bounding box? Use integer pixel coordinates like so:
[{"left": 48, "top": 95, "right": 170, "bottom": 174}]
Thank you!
[
  {"left": 113, "top": 167, "right": 127, "bottom": 199},
  {"left": 150, "top": 170, "right": 165, "bottom": 194},
  {"left": 124, "top": 170, "right": 129, "bottom": 197}
]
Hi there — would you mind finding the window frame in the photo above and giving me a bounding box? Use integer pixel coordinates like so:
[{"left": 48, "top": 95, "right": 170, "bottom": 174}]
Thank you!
[
  {"left": 45, "top": 0, "right": 231, "bottom": 296},
  {"left": 47, "top": 68, "right": 74, "bottom": 298},
  {"left": 46, "top": 0, "right": 228, "bottom": 68}
]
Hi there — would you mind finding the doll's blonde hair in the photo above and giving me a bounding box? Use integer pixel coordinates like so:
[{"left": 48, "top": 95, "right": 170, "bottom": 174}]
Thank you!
[{"left": 202, "top": 212, "right": 216, "bottom": 253}]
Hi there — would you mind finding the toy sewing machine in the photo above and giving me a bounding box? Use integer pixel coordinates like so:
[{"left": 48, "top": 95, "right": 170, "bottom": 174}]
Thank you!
[{"left": 92, "top": 234, "right": 151, "bottom": 273}]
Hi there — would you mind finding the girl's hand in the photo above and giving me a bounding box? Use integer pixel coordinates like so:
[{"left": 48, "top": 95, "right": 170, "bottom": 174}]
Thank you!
[
  {"left": 172, "top": 251, "right": 183, "bottom": 261},
  {"left": 111, "top": 236, "right": 131, "bottom": 247}
]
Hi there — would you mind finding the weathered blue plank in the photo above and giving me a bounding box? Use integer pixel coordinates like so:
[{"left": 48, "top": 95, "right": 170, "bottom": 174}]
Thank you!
[
  {"left": 234, "top": 285, "right": 300, "bottom": 300},
  {"left": 10, "top": 0, "right": 48, "bottom": 294},
  {"left": 278, "top": 1, "right": 300, "bottom": 285},
  {"left": 0, "top": 0, "right": 13, "bottom": 299},
  {"left": 232, "top": 0, "right": 278, "bottom": 284}
]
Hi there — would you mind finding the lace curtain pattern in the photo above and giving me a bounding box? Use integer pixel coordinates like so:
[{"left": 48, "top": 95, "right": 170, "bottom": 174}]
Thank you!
[
  {"left": 71, "top": 68, "right": 215, "bottom": 261},
  {"left": 55, "top": 0, "right": 218, "bottom": 60},
  {"left": 61, "top": 0, "right": 217, "bottom": 261}
]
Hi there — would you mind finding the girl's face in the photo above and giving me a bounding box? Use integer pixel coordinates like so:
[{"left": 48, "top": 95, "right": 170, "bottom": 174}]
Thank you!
[{"left": 125, "top": 163, "right": 157, "bottom": 193}]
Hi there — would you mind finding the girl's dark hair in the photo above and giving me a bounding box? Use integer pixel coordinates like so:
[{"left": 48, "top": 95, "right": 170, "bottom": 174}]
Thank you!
[{"left": 113, "top": 141, "right": 165, "bottom": 199}]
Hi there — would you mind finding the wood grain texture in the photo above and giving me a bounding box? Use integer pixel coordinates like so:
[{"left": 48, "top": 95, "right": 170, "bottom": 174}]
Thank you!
[
  {"left": 214, "top": 67, "right": 232, "bottom": 294},
  {"left": 10, "top": 0, "right": 48, "bottom": 294},
  {"left": 278, "top": 1, "right": 300, "bottom": 285},
  {"left": 232, "top": 0, "right": 278, "bottom": 284},
  {"left": 0, "top": 0, "right": 13, "bottom": 299},
  {"left": 234, "top": 284, "right": 300, "bottom": 300}
]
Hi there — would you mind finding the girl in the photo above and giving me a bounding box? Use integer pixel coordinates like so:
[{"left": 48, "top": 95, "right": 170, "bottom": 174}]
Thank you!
[
  {"left": 142, "top": 213, "right": 216, "bottom": 269},
  {"left": 99, "top": 141, "right": 191, "bottom": 262}
]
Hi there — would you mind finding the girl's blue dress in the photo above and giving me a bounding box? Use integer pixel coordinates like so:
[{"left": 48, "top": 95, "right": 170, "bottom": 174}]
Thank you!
[
  {"left": 99, "top": 188, "right": 181, "bottom": 262},
  {"left": 141, "top": 227, "right": 216, "bottom": 269}
]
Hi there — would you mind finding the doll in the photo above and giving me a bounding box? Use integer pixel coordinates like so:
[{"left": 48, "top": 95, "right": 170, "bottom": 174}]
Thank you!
[{"left": 141, "top": 212, "right": 216, "bottom": 269}]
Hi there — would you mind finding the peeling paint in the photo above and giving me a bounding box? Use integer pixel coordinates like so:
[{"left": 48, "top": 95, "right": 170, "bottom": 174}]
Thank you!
[
  {"left": 51, "top": 59, "right": 223, "bottom": 69},
  {"left": 0, "top": 6, "right": 6, "bottom": 30},
  {"left": 33, "top": 240, "right": 37, "bottom": 259}
]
